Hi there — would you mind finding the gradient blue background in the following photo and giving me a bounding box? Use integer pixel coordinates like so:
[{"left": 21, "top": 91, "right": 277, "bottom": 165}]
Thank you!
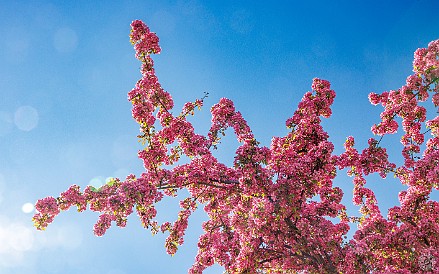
[{"left": 1, "top": 1, "right": 439, "bottom": 273}]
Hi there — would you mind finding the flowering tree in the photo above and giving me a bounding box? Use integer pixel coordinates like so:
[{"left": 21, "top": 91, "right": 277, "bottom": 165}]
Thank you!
[{"left": 33, "top": 20, "right": 439, "bottom": 273}]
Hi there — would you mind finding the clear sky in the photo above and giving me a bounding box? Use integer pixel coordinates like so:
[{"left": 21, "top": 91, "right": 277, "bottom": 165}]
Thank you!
[{"left": 1, "top": 1, "right": 439, "bottom": 273}]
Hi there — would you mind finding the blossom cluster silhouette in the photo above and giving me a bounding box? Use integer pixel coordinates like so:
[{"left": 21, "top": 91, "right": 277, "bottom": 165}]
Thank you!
[{"left": 34, "top": 20, "right": 439, "bottom": 273}]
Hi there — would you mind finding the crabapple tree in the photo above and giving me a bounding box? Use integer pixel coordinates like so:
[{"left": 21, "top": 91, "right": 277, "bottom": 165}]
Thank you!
[{"left": 33, "top": 20, "right": 439, "bottom": 273}]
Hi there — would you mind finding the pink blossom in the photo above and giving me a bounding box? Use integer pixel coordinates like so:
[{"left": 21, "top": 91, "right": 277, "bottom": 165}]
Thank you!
[{"left": 33, "top": 21, "right": 439, "bottom": 274}]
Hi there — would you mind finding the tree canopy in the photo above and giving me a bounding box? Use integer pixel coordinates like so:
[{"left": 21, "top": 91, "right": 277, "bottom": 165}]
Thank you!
[{"left": 33, "top": 20, "right": 439, "bottom": 273}]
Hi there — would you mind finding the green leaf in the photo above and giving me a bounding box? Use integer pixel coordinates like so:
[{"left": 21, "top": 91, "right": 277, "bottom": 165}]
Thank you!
[
  {"left": 89, "top": 186, "right": 100, "bottom": 193},
  {"left": 106, "top": 178, "right": 117, "bottom": 187}
]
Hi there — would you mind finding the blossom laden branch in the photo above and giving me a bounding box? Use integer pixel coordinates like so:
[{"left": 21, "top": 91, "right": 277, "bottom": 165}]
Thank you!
[{"left": 33, "top": 20, "right": 439, "bottom": 273}]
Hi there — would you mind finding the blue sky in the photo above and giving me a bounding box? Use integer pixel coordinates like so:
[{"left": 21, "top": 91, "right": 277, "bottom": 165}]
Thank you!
[{"left": 1, "top": 1, "right": 439, "bottom": 273}]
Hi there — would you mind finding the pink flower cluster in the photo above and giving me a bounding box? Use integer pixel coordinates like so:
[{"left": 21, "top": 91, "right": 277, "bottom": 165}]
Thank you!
[
  {"left": 33, "top": 20, "right": 439, "bottom": 273},
  {"left": 130, "top": 20, "right": 160, "bottom": 58}
]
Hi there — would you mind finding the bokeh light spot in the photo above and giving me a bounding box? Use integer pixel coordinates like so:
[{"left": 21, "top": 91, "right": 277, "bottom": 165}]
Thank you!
[
  {"left": 113, "top": 168, "right": 129, "bottom": 180},
  {"left": 14, "top": 106, "right": 39, "bottom": 131},
  {"left": 9, "top": 224, "right": 34, "bottom": 251},
  {"left": 21, "top": 203, "right": 34, "bottom": 214},
  {"left": 0, "top": 218, "right": 34, "bottom": 268},
  {"left": 89, "top": 176, "right": 104, "bottom": 188},
  {"left": 57, "top": 225, "right": 83, "bottom": 250},
  {"left": 53, "top": 27, "right": 78, "bottom": 53}
]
